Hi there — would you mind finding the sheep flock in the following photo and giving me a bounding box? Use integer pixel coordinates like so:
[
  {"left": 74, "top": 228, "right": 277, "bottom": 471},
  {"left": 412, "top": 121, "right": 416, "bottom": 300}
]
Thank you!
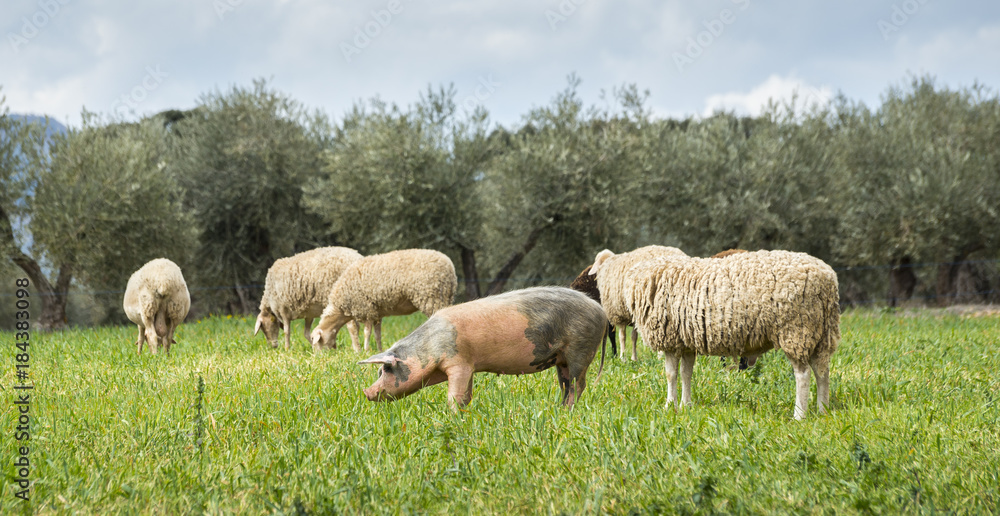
[{"left": 123, "top": 243, "right": 840, "bottom": 419}]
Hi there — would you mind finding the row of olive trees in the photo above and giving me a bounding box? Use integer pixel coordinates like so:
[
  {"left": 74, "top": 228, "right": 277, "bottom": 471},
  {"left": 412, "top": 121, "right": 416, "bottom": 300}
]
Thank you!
[{"left": 2, "top": 76, "right": 998, "bottom": 329}]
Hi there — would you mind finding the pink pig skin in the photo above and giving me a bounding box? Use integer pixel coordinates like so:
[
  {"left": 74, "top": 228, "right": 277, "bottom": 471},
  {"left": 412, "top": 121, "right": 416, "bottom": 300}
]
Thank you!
[{"left": 360, "top": 286, "right": 608, "bottom": 410}]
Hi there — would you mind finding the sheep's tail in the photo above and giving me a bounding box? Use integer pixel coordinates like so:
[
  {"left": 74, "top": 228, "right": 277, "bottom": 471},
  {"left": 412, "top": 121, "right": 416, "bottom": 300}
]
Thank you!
[{"left": 594, "top": 323, "right": 608, "bottom": 383}]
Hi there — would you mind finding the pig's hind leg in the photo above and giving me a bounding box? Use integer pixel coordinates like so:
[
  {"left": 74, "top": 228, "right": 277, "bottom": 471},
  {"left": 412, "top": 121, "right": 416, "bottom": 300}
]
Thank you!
[
  {"left": 558, "top": 362, "right": 589, "bottom": 406},
  {"left": 556, "top": 364, "right": 571, "bottom": 403}
]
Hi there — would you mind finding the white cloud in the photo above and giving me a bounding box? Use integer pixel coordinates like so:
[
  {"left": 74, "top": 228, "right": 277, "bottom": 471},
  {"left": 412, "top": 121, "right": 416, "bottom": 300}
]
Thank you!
[
  {"left": 899, "top": 23, "right": 1000, "bottom": 75},
  {"left": 1, "top": 1, "right": 997, "bottom": 129},
  {"left": 701, "top": 74, "right": 833, "bottom": 117}
]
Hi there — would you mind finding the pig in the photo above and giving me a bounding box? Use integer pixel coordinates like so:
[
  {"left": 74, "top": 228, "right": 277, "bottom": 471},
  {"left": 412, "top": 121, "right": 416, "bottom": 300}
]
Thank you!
[{"left": 358, "top": 286, "right": 609, "bottom": 410}]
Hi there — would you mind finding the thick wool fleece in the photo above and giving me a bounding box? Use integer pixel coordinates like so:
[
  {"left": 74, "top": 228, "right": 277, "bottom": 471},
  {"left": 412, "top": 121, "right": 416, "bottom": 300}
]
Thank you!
[
  {"left": 259, "top": 246, "right": 363, "bottom": 323},
  {"left": 322, "top": 248, "right": 457, "bottom": 325},
  {"left": 590, "top": 245, "right": 689, "bottom": 328},
  {"left": 628, "top": 250, "right": 840, "bottom": 362}
]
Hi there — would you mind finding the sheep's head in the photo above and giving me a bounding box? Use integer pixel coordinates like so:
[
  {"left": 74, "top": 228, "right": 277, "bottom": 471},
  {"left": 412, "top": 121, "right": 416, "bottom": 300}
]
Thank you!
[
  {"left": 254, "top": 307, "right": 281, "bottom": 348},
  {"left": 589, "top": 249, "right": 616, "bottom": 276},
  {"left": 310, "top": 310, "right": 352, "bottom": 351}
]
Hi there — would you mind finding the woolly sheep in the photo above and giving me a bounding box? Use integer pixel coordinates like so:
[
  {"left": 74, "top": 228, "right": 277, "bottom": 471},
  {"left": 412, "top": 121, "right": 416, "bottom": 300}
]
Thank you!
[
  {"left": 123, "top": 258, "right": 190, "bottom": 355},
  {"left": 708, "top": 249, "right": 754, "bottom": 368},
  {"left": 588, "top": 245, "right": 689, "bottom": 360},
  {"left": 569, "top": 265, "right": 618, "bottom": 357},
  {"left": 254, "top": 246, "right": 363, "bottom": 351},
  {"left": 626, "top": 250, "right": 840, "bottom": 419},
  {"left": 310, "top": 249, "right": 458, "bottom": 353}
]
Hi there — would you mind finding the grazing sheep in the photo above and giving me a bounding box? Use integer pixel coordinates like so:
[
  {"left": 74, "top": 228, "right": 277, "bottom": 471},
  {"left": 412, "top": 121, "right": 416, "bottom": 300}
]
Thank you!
[
  {"left": 123, "top": 258, "right": 190, "bottom": 355},
  {"left": 588, "top": 245, "right": 689, "bottom": 360},
  {"left": 627, "top": 250, "right": 840, "bottom": 419},
  {"left": 254, "top": 246, "right": 363, "bottom": 351},
  {"left": 570, "top": 265, "right": 618, "bottom": 357},
  {"left": 310, "top": 249, "right": 457, "bottom": 353}
]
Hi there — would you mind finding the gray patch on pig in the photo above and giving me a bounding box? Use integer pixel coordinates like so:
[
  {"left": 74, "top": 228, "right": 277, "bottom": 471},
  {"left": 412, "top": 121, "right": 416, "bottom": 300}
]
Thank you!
[
  {"left": 384, "top": 316, "right": 459, "bottom": 369},
  {"left": 391, "top": 360, "right": 411, "bottom": 387},
  {"left": 515, "top": 287, "right": 606, "bottom": 370}
]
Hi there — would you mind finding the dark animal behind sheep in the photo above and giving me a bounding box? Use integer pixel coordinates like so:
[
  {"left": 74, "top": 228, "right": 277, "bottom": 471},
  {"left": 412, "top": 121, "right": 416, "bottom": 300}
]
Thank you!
[{"left": 570, "top": 265, "right": 618, "bottom": 356}]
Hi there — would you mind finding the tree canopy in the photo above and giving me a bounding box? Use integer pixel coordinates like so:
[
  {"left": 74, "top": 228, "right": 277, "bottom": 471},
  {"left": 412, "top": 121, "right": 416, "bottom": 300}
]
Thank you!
[{"left": 2, "top": 75, "right": 999, "bottom": 328}]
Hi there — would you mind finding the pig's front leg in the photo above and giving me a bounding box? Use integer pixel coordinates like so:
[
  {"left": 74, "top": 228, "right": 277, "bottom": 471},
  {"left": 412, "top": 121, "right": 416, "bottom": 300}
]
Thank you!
[{"left": 445, "top": 366, "right": 474, "bottom": 411}]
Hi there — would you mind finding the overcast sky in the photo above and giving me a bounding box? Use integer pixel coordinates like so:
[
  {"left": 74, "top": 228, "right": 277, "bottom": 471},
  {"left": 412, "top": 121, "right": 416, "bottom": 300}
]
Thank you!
[{"left": 3, "top": 0, "right": 998, "bottom": 128}]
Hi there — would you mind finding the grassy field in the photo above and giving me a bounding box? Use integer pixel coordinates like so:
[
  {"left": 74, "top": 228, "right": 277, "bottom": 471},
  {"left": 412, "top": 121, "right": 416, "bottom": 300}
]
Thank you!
[{"left": 2, "top": 309, "right": 999, "bottom": 514}]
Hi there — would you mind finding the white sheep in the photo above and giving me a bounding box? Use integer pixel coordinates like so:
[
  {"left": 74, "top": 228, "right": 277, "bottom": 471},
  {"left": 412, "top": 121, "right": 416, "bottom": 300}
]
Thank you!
[
  {"left": 123, "top": 258, "right": 191, "bottom": 355},
  {"left": 254, "top": 246, "right": 364, "bottom": 351},
  {"left": 626, "top": 250, "right": 841, "bottom": 419},
  {"left": 588, "top": 245, "right": 689, "bottom": 360},
  {"left": 310, "top": 248, "right": 457, "bottom": 352}
]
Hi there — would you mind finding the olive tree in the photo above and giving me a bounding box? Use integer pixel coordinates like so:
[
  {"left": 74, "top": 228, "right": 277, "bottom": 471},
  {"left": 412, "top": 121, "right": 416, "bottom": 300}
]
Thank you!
[
  {"left": 30, "top": 115, "right": 195, "bottom": 325},
  {"left": 0, "top": 91, "right": 52, "bottom": 326},
  {"left": 835, "top": 77, "right": 1000, "bottom": 304},
  {"left": 305, "top": 85, "right": 495, "bottom": 299},
  {"left": 165, "top": 80, "right": 327, "bottom": 313}
]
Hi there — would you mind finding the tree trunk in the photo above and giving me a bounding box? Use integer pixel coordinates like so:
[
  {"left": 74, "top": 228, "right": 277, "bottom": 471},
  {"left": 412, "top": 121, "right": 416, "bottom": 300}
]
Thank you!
[
  {"left": 935, "top": 249, "right": 975, "bottom": 306},
  {"left": 459, "top": 245, "right": 481, "bottom": 301},
  {"left": 2, "top": 203, "right": 71, "bottom": 330},
  {"left": 888, "top": 256, "right": 917, "bottom": 307},
  {"left": 935, "top": 245, "right": 983, "bottom": 306},
  {"left": 485, "top": 224, "right": 547, "bottom": 296},
  {"left": 234, "top": 285, "right": 254, "bottom": 314},
  {"left": 935, "top": 260, "right": 960, "bottom": 307},
  {"left": 36, "top": 264, "right": 72, "bottom": 330}
]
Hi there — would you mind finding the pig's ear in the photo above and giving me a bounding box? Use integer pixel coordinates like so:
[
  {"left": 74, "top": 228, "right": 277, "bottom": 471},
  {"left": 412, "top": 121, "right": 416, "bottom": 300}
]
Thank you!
[
  {"left": 358, "top": 351, "right": 396, "bottom": 366},
  {"left": 590, "top": 249, "right": 615, "bottom": 275}
]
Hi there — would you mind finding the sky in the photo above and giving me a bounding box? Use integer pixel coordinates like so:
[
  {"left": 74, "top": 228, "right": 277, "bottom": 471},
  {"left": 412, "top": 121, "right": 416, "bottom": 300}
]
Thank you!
[{"left": 2, "top": 0, "right": 999, "bottom": 129}]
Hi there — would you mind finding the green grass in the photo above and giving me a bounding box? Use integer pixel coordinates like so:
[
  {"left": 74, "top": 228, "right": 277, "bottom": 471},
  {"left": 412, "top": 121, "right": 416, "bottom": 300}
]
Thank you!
[{"left": 2, "top": 309, "right": 999, "bottom": 514}]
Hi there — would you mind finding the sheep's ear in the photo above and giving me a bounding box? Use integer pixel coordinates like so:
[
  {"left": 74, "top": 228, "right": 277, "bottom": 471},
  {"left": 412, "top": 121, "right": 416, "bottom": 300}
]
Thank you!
[
  {"left": 253, "top": 315, "right": 262, "bottom": 336},
  {"left": 590, "top": 249, "right": 615, "bottom": 275},
  {"left": 358, "top": 351, "right": 397, "bottom": 366}
]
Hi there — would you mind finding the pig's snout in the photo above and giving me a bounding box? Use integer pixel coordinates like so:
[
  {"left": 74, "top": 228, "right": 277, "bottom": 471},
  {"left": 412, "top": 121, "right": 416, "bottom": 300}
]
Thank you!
[{"left": 363, "top": 383, "right": 389, "bottom": 402}]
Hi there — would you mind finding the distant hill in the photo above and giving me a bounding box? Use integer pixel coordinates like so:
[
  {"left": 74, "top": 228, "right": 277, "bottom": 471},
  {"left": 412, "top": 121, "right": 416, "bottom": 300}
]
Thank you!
[
  {"left": 5, "top": 114, "right": 66, "bottom": 257},
  {"left": 11, "top": 114, "right": 68, "bottom": 139}
]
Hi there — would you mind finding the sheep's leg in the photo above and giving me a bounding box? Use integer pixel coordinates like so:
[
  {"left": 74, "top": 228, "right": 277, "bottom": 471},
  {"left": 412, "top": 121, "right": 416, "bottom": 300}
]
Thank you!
[
  {"left": 663, "top": 353, "right": 679, "bottom": 408},
  {"left": 792, "top": 360, "right": 811, "bottom": 420},
  {"left": 283, "top": 319, "right": 292, "bottom": 351},
  {"left": 446, "top": 367, "right": 474, "bottom": 411},
  {"left": 146, "top": 328, "right": 159, "bottom": 355},
  {"left": 617, "top": 326, "right": 627, "bottom": 359},
  {"left": 630, "top": 327, "right": 639, "bottom": 361},
  {"left": 142, "top": 315, "right": 159, "bottom": 355},
  {"left": 346, "top": 320, "right": 361, "bottom": 352},
  {"left": 680, "top": 352, "right": 696, "bottom": 406},
  {"left": 362, "top": 323, "right": 372, "bottom": 351},
  {"left": 374, "top": 320, "right": 383, "bottom": 351},
  {"left": 810, "top": 354, "right": 831, "bottom": 415},
  {"left": 163, "top": 322, "right": 173, "bottom": 354},
  {"left": 136, "top": 325, "right": 145, "bottom": 355},
  {"left": 303, "top": 318, "right": 313, "bottom": 343}
]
